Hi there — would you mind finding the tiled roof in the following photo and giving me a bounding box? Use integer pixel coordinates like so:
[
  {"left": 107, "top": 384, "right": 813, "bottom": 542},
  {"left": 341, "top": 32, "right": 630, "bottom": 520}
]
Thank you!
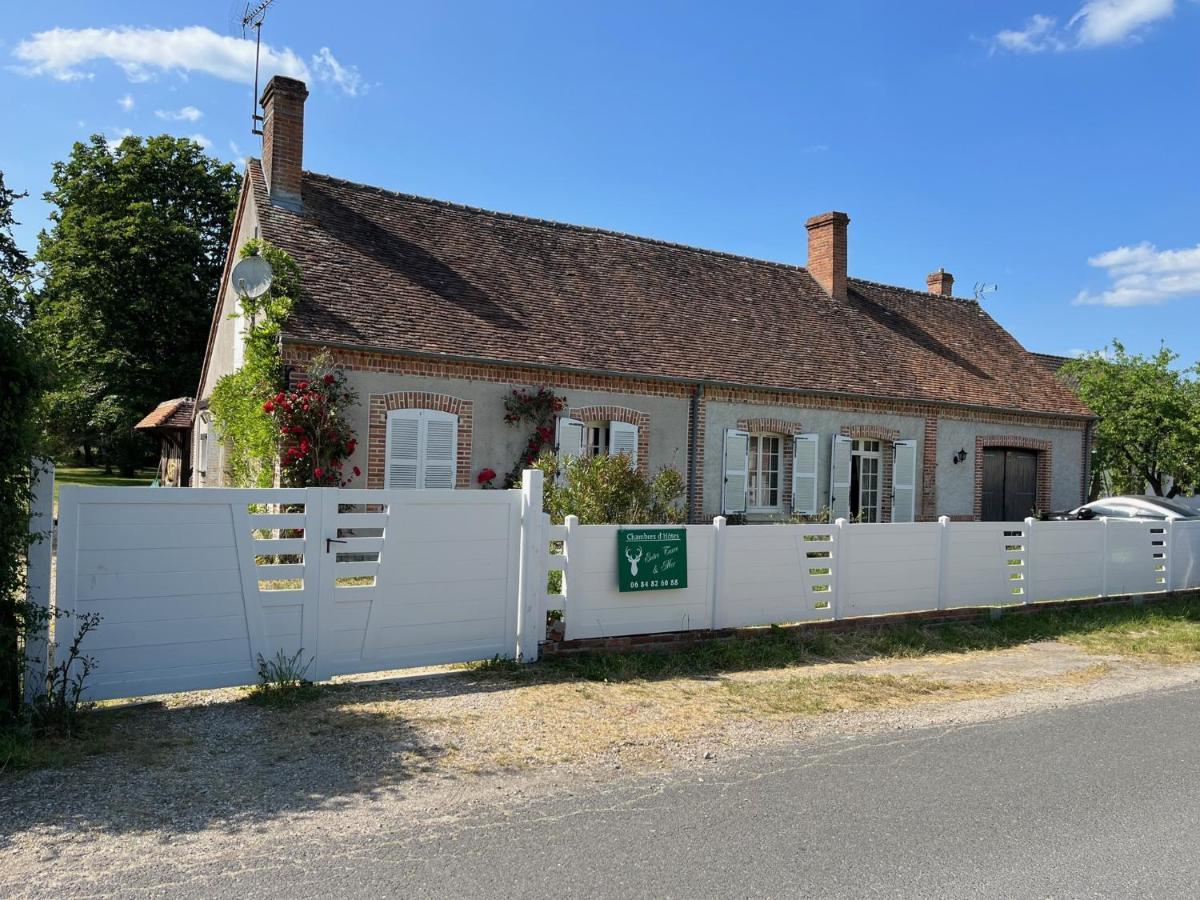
[
  {"left": 1030, "top": 352, "right": 1071, "bottom": 373},
  {"left": 135, "top": 398, "right": 194, "bottom": 430},
  {"left": 248, "top": 162, "right": 1091, "bottom": 419}
]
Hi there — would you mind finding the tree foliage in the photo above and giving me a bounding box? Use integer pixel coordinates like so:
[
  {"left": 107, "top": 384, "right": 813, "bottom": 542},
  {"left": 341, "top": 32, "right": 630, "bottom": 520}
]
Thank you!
[
  {"left": 0, "top": 170, "right": 46, "bottom": 719},
  {"left": 535, "top": 453, "right": 687, "bottom": 524},
  {"left": 29, "top": 134, "right": 238, "bottom": 474},
  {"left": 1061, "top": 341, "right": 1200, "bottom": 497},
  {"left": 209, "top": 240, "right": 299, "bottom": 486}
]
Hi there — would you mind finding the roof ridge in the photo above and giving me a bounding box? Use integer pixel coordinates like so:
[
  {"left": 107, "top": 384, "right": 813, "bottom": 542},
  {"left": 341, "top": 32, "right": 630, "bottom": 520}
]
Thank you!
[
  {"left": 299, "top": 168, "right": 823, "bottom": 277},
  {"left": 848, "top": 275, "right": 979, "bottom": 304}
]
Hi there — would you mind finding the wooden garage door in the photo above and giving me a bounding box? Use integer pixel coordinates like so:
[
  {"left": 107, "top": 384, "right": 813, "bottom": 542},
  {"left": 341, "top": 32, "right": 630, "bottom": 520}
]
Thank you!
[{"left": 981, "top": 449, "right": 1038, "bottom": 521}]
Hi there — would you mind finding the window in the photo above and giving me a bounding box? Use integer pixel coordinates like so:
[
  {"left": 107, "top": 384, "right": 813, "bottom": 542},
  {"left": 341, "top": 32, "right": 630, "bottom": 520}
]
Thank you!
[
  {"left": 850, "top": 439, "right": 881, "bottom": 523},
  {"left": 747, "top": 435, "right": 781, "bottom": 510},
  {"left": 586, "top": 423, "right": 610, "bottom": 457},
  {"left": 385, "top": 408, "right": 458, "bottom": 490}
]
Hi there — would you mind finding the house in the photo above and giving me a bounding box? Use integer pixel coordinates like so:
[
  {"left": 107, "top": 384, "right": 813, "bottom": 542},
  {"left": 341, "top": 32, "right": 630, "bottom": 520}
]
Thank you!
[
  {"left": 134, "top": 397, "right": 194, "bottom": 486},
  {"left": 192, "top": 76, "right": 1093, "bottom": 523}
]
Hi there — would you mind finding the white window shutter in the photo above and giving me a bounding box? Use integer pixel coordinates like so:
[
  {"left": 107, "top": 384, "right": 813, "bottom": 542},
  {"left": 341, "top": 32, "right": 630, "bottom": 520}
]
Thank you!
[
  {"left": 829, "top": 434, "right": 853, "bottom": 521},
  {"left": 722, "top": 429, "right": 750, "bottom": 515},
  {"left": 609, "top": 421, "right": 639, "bottom": 468},
  {"left": 385, "top": 409, "right": 421, "bottom": 490},
  {"left": 421, "top": 410, "right": 458, "bottom": 489},
  {"left": 556, "top": 417, "right": 586, "bottom": 465},
  {"left": 892, "top": 439, "right": 917, "bottom": 523},
  {"left": 791, "top": 433, "right": 820, "bottom": 516}
]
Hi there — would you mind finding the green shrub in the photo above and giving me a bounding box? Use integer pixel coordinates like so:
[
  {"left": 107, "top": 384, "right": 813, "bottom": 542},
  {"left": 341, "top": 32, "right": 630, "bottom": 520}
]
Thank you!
[{"left": 534, "top": 453, "right": 686, "bottom": 524}]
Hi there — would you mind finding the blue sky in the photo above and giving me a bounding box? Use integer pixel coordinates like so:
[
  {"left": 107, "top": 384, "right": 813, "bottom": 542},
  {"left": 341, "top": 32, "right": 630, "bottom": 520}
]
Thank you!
[{"left": 2, "top": 1, "right": 1196, "bottom": 362}]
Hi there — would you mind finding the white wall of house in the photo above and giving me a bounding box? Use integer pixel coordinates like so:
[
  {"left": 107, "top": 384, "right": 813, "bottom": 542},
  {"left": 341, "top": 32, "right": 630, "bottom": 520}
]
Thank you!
[
  {"left": 702, "top": 401, "right": 925, "bottom": 521},
  {"left": 936, "top": 418, "right": 1086, "bottom": 516},
  {"left": 335, "top": 368, "right": 692, "bottom": 488}
]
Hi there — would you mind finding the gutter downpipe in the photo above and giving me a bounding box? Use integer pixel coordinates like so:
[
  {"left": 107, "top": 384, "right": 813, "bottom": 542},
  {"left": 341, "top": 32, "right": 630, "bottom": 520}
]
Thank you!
[{"left": 687, "top": 383, "right": 704, "bottom": 523}]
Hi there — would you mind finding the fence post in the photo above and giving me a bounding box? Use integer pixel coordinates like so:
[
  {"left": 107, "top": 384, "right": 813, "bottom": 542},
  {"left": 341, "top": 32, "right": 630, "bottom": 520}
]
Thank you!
[
  {"left": 23, "top": 459, "right": 55, "bottom": 705},
  {"left": 832, "top": 518, "right": 847, "bottom": 620},
  {"left": 517, "top": 469, "right": 545, "bottom": 663},
  {"left": 562, "top": 514, "right": 579, "bottom": 639},
  {"left": 1023, "top": 516, "right": 1037, "bottom": 604},
  {"left": 710, "top": 516, "right": 726, "bottom": 630},
  {"left": 936, "top": 516, "right": 950, "bottom": 610},
  {"left": 1100, "top": 516, "right": 1110, "bottom": 598}
]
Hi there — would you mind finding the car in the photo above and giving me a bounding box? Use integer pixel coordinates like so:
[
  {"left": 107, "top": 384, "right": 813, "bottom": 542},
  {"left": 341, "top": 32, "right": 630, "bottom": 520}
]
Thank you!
[{"left": 1042, "top": 495, "right": 1200, "bottom": 521}]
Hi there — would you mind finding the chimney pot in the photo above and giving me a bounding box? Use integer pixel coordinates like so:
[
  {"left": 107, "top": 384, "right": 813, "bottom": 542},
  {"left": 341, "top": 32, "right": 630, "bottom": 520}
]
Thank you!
[
  {"left": 926, "top": 268, "right": 954, "bottom": 296},
  {"left": 260, "top": 76, "right": 308, "bottom": 210},
  {"left": 805, "top": 211, "right": 850, "bottom": 300}
]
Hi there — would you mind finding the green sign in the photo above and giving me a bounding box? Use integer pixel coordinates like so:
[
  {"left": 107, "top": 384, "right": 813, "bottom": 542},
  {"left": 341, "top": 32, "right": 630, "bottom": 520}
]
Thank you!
[{"left": 617, "top": 528, "right": 688, "bottom": 593}]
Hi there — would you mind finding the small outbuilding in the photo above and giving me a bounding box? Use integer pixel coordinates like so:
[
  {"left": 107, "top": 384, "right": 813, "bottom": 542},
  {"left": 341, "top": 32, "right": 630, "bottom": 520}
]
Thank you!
[{"left": 134, "top": 398, "right": 195, "bottom": 487}]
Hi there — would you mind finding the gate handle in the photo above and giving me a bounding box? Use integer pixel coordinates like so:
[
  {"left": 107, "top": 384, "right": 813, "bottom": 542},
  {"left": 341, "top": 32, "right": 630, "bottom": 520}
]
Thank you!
[{"left": 326, "top": 537, "right": 348, "bottom": 553}]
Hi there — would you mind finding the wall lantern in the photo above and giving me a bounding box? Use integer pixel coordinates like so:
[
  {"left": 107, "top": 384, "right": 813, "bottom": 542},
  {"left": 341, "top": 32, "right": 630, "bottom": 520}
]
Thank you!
[{"left": 952, "top": 448, "right": 968, "bottom": 465}]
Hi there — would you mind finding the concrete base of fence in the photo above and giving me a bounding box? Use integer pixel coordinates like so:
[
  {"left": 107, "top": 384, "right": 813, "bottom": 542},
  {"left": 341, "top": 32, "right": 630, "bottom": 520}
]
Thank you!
[{"left": 538, "top": 588, "right": 1200, "bottom": 658}]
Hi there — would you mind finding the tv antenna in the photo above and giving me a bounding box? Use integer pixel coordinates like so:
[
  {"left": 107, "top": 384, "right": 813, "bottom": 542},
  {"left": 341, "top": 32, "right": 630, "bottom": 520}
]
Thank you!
[
  {"left": 241, "top": 0, "right": 279, "bottom": 136},
  {"left": 973, "top": 282, "right": 999, "bottom": 301}
]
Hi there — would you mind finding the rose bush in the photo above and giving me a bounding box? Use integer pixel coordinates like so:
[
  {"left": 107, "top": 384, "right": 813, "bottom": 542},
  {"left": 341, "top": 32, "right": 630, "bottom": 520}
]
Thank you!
[{"left": 265, "top": 354, "right": 360, "bottom": 487}]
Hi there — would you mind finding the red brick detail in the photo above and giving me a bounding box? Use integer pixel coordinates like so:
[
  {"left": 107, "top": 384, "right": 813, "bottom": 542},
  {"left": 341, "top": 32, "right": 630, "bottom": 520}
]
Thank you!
[
  {"left": 569, "top": 405, "right": 651, "bottom": 476},
  {"left": 260, "top": 77, "right": 307, "bottom": 205},
  {"left": 920, "top": 417, "right": 939, "bottom": 522},
  {"left": 839, "top": 425, "right": 901, "bottom": 523},
  {"left": 367, "top": 391, "right": 473, "bottom": 489},
  {"left": 689, "top": 391, "right": 707, "bottom": 523},
  {"left": 972, "top": 435, "right": 1053, "bottom": 520},
  {"left": 806, "top": 211, "right": 849, "bottom": 300},
  {"left": 1081, "top": 420, "right": 1094, "bottom": 503},
  {"left": 737, "top": 417, "right": 805, "bottom": 436}
]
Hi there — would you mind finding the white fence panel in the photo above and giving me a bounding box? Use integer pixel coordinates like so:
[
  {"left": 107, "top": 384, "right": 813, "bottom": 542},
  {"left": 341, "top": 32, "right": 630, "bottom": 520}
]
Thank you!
[
  {"left": 1171, "top": 521, "right": 1200, "bottom": 590},
  {"left": 942, "top": 521, "right": 1028, "bottom": 607},
  {"left": 317, "top": 489, "right": 522, "bottom": 677},
  {"left": 57, "top": 486, "right": 316, "bottom": 701},
  {"left": 717, "top": 524, "right": 837, "bottom": 628},
  {"left": 563, "top": 524, "right": 715, "bottom": 640},
  {"left": 840, "top": 523, "right": 942, "bottom": 617},
  {"left": 1027, "top": 520, "right": 1104, "bottom": 601},
  {"left": 1104, "top": 520, "right": 1167, "bottom": 597}
]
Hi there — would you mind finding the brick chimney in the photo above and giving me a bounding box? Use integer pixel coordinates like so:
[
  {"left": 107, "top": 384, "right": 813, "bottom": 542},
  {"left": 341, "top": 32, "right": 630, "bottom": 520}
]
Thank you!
[
  {"left": 260, "top": 76, "right": 308, "bottom": 210},
  {"left": 926, "top": 268, "right": 954, "bottom": 296},
  {"left": 805, "top": 211, "right": 850, "bottom": 300}
]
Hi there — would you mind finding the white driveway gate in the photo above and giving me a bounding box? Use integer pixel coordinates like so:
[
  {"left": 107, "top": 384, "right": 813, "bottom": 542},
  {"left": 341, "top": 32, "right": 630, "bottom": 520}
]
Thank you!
[{"left": 55, "top": 485, "right": 526, "bottom": 701}]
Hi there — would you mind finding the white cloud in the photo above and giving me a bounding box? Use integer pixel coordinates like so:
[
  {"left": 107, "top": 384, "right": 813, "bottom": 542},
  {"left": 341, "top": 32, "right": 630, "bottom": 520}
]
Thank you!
[
  {"left": 11, "top": 26, "right": 364, "bottom": 96},
  {"left": 311, "top": 46, "right": 367, "bottom": 96},
  {"left": 992, "top": 0, "right": 1174, "bottom": 53},
  {"left": 117, "top": 93, "right": 134, "bottom": 112},
  {"left": 188, "top": 133, "right": 213, "bottom": 150},
  {"left": 105, "top": 127, "right": 133, "bottom": 153},
  {"left": 155, "top": 105, "right": 203, "bottom": 122},
  {"left": 1073, "top": 242, "right": 1200, "bottom": 307}
]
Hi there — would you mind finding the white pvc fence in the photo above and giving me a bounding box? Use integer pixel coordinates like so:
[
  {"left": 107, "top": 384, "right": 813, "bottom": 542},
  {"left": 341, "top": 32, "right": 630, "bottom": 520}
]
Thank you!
[
  {"left": 21, "top": 468, "right": 1200, "bottom": 702},
  {"left": 547, "top": 513, "right": 1200, "bottom": 641}
]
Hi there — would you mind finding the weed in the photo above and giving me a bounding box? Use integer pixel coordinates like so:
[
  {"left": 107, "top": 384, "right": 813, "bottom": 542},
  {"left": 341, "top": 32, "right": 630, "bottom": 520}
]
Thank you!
[{"left": 246, "top": 648, "right": 320, "bottom": 707}]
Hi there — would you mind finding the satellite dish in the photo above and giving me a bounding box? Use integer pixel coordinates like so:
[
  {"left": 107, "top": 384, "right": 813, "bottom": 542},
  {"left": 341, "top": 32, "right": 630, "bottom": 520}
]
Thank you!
[{"left": 231, "top": 256, "right": 273, "bottom": 298}]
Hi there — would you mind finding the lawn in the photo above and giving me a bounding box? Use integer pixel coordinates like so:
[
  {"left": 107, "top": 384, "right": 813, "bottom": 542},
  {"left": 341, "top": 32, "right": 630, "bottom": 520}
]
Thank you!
[{"left": 52, "top": 466, "right": 156, "bottom": 506}]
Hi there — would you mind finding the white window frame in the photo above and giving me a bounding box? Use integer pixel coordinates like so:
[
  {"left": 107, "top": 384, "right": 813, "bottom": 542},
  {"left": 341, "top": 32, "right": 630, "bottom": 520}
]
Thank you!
[
  {"left": 850, "top": 439, "right": 883, "bottom": 523},
  {"left": 746, "top": 433, "right": 783, "bottom": 512}
]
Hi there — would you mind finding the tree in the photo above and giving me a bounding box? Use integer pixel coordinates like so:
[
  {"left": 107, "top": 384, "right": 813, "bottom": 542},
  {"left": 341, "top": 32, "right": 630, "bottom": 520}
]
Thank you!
[
  {"left": 30, "top": 134, "right": 238, "bottom": 474},
  {"left": 0, "top": 171, "right": 45, "bottom": 718},
  {"left": 1060, "top": 341, "right": 1200, "bottom": 498}
]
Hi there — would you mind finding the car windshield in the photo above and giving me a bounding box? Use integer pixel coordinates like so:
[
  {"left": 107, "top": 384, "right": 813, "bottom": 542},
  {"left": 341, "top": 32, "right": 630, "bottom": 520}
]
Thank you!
[{"left": 1145, "top": 498, "right": 1200, "bottom": 518}]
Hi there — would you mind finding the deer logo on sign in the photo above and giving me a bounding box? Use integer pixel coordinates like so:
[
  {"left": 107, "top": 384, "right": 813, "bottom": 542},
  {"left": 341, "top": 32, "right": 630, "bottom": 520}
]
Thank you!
[{"left": 625, "top": 545, "right": 643, "bottom": 577}]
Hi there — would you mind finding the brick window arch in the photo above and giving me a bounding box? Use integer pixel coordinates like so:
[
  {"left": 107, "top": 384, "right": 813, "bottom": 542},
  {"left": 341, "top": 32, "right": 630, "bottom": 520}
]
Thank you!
[
  {"left": 367, "top": 392, "right": 473, "bottom": 488},
  {"left": 569, "top": 405, "right": 650, "bottom": 475},
  {"left": 973, "top": 435, "right": 1052, "bottom": 520}
]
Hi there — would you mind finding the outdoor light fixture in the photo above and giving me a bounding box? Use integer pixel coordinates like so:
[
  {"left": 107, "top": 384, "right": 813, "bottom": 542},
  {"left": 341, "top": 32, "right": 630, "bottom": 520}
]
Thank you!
[{"left": 953, "top": 448, "right": 968, "bottom": 465}]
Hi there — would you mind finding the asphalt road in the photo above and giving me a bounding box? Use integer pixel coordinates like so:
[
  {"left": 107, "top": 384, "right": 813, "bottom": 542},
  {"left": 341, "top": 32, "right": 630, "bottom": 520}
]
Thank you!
[{"left": 61, "top": 683, "right": 1200, "bottom": 898}]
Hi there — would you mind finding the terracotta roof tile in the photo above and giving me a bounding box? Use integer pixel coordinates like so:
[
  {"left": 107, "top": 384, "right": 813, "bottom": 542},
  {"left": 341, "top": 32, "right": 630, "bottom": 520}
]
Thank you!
[
  {"left": 248, "top": 162, "right": 1091, "bottom": 419},
  {"left": 135, "top": 398, "right": 194, "bottom": 430}
]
